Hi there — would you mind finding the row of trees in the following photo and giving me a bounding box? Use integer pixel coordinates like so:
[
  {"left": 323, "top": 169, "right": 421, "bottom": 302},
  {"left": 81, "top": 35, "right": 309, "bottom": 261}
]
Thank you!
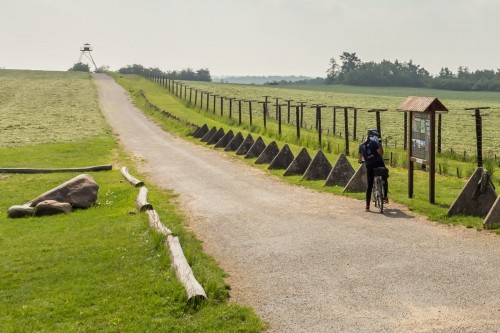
[
  {"left": 118, "top": 64, "right": 211, "bottom": 82},
  {"left": 324, "top": 52, "right": 500, "bottom": 91}
]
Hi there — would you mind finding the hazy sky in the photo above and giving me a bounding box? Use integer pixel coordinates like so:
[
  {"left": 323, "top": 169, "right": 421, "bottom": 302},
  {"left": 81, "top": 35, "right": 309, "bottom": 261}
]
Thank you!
[{"left": 1, "top": 0, "right": 499, "bottom": 77}]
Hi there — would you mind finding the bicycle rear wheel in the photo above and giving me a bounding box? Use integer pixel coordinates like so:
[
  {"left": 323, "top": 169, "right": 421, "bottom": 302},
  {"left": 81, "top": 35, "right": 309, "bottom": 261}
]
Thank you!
[{"left": 373, "top": 177, "right": 384, "bottom": 213}]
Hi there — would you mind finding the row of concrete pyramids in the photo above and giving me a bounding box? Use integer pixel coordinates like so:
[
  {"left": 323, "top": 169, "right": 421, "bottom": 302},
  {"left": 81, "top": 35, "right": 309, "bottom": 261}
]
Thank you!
[{"left": 193, "top": 124, "right": 367, "bottom": 192}]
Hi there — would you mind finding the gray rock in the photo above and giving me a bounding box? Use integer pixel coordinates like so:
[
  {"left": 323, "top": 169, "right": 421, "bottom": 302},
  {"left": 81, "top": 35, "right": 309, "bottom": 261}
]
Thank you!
[
  {"left": 7, "top": 205, "right": 35, "bottom": 218},
  {"left": 33, "top": 200, "right": 72, "bottom": 216}
]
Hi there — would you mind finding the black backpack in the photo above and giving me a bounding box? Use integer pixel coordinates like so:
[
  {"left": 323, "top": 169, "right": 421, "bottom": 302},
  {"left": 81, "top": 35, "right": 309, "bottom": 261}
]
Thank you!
[{"left": 362, "top": 140, "right": 377, "bottom": 160}]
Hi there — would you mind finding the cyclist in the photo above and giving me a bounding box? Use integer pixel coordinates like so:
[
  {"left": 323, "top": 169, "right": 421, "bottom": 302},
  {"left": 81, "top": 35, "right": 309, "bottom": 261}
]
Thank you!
[{"left": 358, "top": 129, "right": 389, "bottom": 211}]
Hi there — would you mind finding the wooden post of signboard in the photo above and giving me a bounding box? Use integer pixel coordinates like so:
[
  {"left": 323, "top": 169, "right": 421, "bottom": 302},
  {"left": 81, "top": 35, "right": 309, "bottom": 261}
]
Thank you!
[
  {"left": 430, "top": 111, "right": 436, "bottom": 203},
  {"left": 408, "top": 114, "right": 414, "bottom": 198},
  {"left": 404, "top": 112, "right": 408, "bottom": 150},
  {"left": 437, "top": 113, "right": 442, "bottom": 153}
]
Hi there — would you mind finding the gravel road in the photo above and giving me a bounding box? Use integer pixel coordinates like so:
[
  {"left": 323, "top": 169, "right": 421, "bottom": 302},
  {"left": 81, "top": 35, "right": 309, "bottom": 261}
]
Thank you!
[{"left": 94, "top": 74, "right": 500, "bottom": 332}]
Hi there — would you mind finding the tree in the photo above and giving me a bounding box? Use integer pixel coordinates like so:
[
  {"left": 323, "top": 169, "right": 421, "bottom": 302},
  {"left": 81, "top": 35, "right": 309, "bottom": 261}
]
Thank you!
[
  {"left": 457, "top": 66, "right": 471, "bottom": 79},
  {"left": 339, "top": 52, "right": 361, "bottom": 73},
  {"left": 325, "top": 57, "right": 339, "bottom": 83},
  {"left": 96, "top": 65, "right": 110, "bottom": 73},
  {"left": 68, "top": 62, "right": 90, "bottom": 72},
  {"left": 118, "top": 64, "right": 145, "bottom": 75},
  {"left": 438, "top": 67, "right": 454, "bottom": 78},
  {"left": 196, "top": 68, "right": 211, "bottom": 82}
]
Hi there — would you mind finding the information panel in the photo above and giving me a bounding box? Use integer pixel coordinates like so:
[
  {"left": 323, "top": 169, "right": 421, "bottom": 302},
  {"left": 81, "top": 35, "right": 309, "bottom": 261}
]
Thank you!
[{"left": 411, "top": 113, "right": 430, "bottom": 163}]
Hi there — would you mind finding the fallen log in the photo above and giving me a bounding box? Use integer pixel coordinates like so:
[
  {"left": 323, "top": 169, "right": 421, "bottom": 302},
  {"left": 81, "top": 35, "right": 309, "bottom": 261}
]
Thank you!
[
  {"left": 120, "top": 167, "right": 144, "bottom": 187},
  {"left": 0, "top": 165, "right": 112, "bottom": 174},
  {"left": 136, "top": 186, "right": 153, "bottom": 212},
  {"left": 167, "top": 235, "right": 207, "bottom": 304},
  {"left": 145, "top": 209, "right": 206, "bottom": 304},
  {"left": 146, "top": 209, "right": 173, "bottom": 236}
]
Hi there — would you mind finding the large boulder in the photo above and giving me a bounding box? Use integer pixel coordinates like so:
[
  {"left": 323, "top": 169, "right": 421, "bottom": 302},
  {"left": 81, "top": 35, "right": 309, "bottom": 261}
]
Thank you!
[
  {"left": 28, "top": 174, "right": 99, "bottom": 209},
  {"left": 7, "top": 174, "right": 99, "bottom": 218}
]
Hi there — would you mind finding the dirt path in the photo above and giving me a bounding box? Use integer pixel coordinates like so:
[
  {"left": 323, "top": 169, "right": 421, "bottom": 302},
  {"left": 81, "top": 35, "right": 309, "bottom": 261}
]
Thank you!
[{"left": 94, "top": 74, "right": 500, "bottom": 332}]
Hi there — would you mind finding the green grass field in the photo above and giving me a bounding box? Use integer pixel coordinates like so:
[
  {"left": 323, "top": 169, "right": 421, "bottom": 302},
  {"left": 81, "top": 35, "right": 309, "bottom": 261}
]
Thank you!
[
  {"left": 113, "top": 73, "right": 498, "bottom": 233},
  {"left": 0, "top": 70, "right": 263, "bottom": 332}
]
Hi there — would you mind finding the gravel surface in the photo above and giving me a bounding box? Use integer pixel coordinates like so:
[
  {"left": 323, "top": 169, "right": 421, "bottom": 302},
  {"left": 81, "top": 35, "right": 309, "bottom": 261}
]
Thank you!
[{"left": 95, "top": 74, "right": 500, "bottom": 332}]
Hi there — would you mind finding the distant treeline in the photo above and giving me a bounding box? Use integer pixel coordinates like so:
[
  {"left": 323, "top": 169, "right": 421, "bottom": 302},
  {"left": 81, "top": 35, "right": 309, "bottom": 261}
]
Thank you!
[
  {"left": 267, "top": 53, "right": 500, "bottom": 92},
  {"left": 118, "top": 64, "right": 211, "bottom": 82},
  {"left": 321, "top": 52, "right": 500, "bottom": 91}
]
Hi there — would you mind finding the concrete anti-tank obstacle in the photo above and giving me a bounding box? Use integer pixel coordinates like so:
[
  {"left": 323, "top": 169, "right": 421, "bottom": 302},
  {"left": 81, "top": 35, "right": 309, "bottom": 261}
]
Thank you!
[
  {"left": 269, "top": 144, "right": 295, "bottom": 170},
  {"left": 191, "top": 125, "right": 200, "bottom": 136},
  {"left": 447, "top": 167, "right": 497, "bottom": 217},
  {"left": 193, "top": 124, "right": 208, "bottom": 138},
  {"left": 325, "top": 153, "right": 355, "bottom": 187},
  {"left": 245, "top": 137, "right": 266, "bottom": 158},
  {"left": 302, "top": 149, "right": 332, "bottom": 180},
  {"left": 236, "top": 134, "right": 254, "bottom": 155},
  {"left": 343, "top": 163, "right": 367, "bottom": 193},
  {"left": 200, "top": 126, "right": 217, "bottom": 142},
  {"left": 214, "top": 130, "right": 234, "bottom": 148},
  {"left": 255, "top": 141, "right": 279, "bottom": 164},
  {"left": 484, "top": 195, "right": 500, "bottom": 229},
  {"left": 225, "top": 132, "right": 244, "bottom": 151},
  {"left": 284, "top": 148, "right": 312, "bottom": 176},
  {"left": 206, "top": 128, "right": 225, "bottom": 145}
]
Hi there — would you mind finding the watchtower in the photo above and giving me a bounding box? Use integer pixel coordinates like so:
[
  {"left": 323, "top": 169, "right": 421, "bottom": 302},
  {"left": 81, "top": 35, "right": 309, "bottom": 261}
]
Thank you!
[{"left": 78, "top": 43, "right": 98, "bottom": 71}]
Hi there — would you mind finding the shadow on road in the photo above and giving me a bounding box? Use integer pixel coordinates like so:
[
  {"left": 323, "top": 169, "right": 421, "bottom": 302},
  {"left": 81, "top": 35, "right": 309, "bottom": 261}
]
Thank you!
[{"left": 367, "top": 208, "right": 415, "bottom": 219}]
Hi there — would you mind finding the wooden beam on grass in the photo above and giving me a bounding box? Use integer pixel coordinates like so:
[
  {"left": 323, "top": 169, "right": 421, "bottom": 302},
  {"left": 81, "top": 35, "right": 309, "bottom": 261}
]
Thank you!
[
  {"left": 0, "top": 164, "right": 112, "bottom": 174},
  {"left": 120, "top": 166, "right": 144, "bottom": 187}
]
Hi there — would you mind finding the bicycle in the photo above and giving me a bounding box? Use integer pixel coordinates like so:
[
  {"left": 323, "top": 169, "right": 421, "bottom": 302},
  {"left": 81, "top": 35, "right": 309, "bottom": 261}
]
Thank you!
[{"left": 372, "top": 167, "right": 388, "bottom": 213}]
